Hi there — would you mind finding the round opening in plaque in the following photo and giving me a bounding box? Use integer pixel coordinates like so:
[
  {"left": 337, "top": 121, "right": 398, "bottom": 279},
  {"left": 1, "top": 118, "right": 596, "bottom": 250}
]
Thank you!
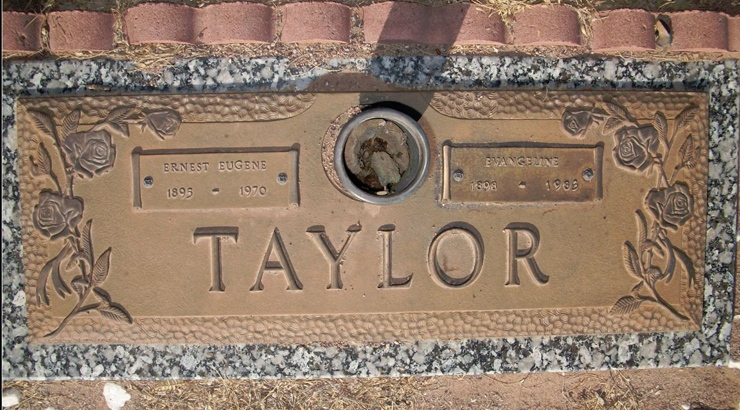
[{"left": 334, "top": 108, "right": 430, "bottom": 205}]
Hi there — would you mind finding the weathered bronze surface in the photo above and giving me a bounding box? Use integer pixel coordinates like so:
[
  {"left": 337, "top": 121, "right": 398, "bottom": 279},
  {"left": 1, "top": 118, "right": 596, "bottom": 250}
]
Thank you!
[{"left": 17, "top": 91, "right": 708, "bottom": 344}]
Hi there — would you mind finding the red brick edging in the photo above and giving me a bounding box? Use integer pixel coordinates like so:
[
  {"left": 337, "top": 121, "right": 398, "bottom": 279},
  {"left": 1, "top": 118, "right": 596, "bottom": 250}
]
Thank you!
[
  {"left": 282, "top": 3, "right": 351, "bottom": 43},
  {"left": 362, "top": 3, "right": 505, "bottom": 45},
  {"left": 3, "top": 11, "right": 43, "bottom": 52},
  {"left": 672, "top": 11, "right": 729, "bottom": 52},
  {"left": 2, "top": 2, "right": 739, "bottom": 54},
  {"left": 512, "top": 5, "right": 581, "bottom": 46},
  {"left": 49, "top": 11, "right": 116, "bottom": 51},
  {"left": 592, "top": 9, "right": 656, "bottom": 51},
  {"left": 124, "top": 3, "right": 274, "bottom": 45}
]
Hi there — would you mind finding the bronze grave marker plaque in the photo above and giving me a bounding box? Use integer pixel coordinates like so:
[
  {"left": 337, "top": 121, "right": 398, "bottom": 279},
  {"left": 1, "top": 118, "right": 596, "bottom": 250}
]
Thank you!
[{"left": 17, "top": 91, "right": 708, "bottom": 344}]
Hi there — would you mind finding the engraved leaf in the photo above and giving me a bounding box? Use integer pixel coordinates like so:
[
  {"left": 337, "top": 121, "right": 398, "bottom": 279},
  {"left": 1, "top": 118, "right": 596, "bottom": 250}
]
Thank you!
[
  {"left": 674, "top": 105, "right": 699, "bottom": 133},
  {"left": 654, "top": 111, "right": 668, "bottom": 146},
  {"left": 647, "top": 267, "right": 664, "bottom": 284},
  {"left": 33, "top": 143, "right": 52, "bottom": 176},
  {"left": 662, "top": 237, "right": 676, "bottom": 284},
  {"left": 610, "top": 296, "right": 645, "bottom": 315},
  {"left": 70, "top": 275, "right": 87, "bottom": 296},
  {"left": 51, "top": 251, "right": 72, "bottom": 298},
  {"left": 81, "top": 219, "right": 94, "bottom": 266},
  {"left": 36, "top": 259, "right": 53, "bottom": 306},
  {"left": 105, "top": 106, "right": 138, "bottom": 124},
  {"left": 91, "top": 247, "right": 112, "bottom": 286},
  {"left": 642, "top": 240, "right": 666, "bottom": 259},
  {"left": 37, "top": 244, "right": 72, "bottom": 305},
  {"left": 117, "top": 122, "right": 130, "bottom": 137},
  {"left": 93, "top": 287, "right": 108, "bottom": 301},
  {"left": 635, "top": 211, "right": 648, "bottom": 251},
  {"left": 603, "top": 117, "right": 623, "bottom": 133},
  {"left": 30, "top": 157, "right": 44, "bottom": 177},
  {"left": 622, "top": 241, "right": 643, "bottom": 280},
  {"left": 93, "top": 287, "right": 133, "bottom": 324},
  {"left": 590, "top": 108, "right": 607, "bottom": 123},
  {"left": 685, "top": 146, "right": 701, "bottom": 170},
  {"left": 679, "top": 135, "right": 694, "bottom": 167},
  {"left": 98, "top": 304, "right": 133, "bottom": 324},
  {"left": 631, "top": 281, "right": 644, "bottom": 293},
  {"left": 61, "top": 108, "right": 80, "bottom": 143},
  {"left": 28, "top": 110, "right": 58, "bottom": 139},
  {"left": 603, "top": 100, "right": 630, "bottom": 121},
  {"left": 64, "top": 253, "right": 81, "bottom": 271}
]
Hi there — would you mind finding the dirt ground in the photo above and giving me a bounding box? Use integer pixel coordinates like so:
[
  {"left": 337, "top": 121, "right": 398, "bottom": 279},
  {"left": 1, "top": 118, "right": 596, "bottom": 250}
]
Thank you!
[{"left": 3, "top": 367, "right": 740, "bottom": 409}]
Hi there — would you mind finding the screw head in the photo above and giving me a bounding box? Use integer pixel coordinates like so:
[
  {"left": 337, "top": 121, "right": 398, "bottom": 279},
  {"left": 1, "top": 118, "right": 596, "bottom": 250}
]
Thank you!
[
  {"left": 143, "top": 176, "right": 154, "bottom": 187},
  {"left": 582, "top": 168, "right": 594, "bottom": 181},
  {"left": 277, "top": 172, "right": 288, "bottom": 185},
  {"left": 452, "top": 169, "right": 465, "bottom": 182}
]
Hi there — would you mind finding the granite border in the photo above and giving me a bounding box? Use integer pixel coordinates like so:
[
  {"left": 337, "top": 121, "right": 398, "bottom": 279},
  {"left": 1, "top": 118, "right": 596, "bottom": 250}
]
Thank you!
[{"left": 2, "top": 57, "right": 738, "bottom": 379}]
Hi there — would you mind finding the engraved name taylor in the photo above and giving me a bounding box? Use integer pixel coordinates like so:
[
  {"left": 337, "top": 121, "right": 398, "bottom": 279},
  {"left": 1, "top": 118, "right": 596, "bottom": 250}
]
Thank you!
[{"left": 192, "top": 223, "right": 549, "bottom": 293}]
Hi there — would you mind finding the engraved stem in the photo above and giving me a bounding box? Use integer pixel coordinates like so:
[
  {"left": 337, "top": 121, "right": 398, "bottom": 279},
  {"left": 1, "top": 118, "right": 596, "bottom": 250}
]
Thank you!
[
  {"left": 665, "top": 124, "right": 681, "bottom": 167},
  {"left": 645, "top": 282, "right": 688, "bottom": 321},
  {"left": 640, "top": 221, "right": 687, "bottom": 321},
  {"left": 669, "top": 165, "right": 684, "bottom": 186},
  {"left": 80, "top": 252, "right": 89, "bottom": 282},
  {"left": 48, "top": 169, "right": 63, "bottom": 194},
  {"left": 67, "top": 174, "right": 75, "bottom": 197},
  {"left": 71, "top": 226, "right": 84, "bottom": 263},
  {"left": 49, "top": 125, "right": 73, "bottom": 194},
  {"left": 644, "top": 224, "right": 659, "bottom": 268},
  {"left": 654, "top": 160, "right": 670, "bottom": 188},
  {"left": 45, "top": 281, "right": 95, "bottom": 338}
]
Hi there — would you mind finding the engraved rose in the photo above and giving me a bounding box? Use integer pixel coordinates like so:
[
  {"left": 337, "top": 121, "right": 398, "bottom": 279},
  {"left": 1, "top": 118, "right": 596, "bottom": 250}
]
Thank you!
[
  {"left": 645, "top": 182, "right": 694, "bottom": 231},
  {"left": 561, "top": 109, "right": 594, "bottom": 139},
  {"left": 33, "top": 190, "right": 83, "bottom": 240},
  {"left": 62, "top": 130, "right": 116, "bottom": 178},
  {"left": 613, "top": 125, "right": 659, "bottom": 173},
  {"left": 145, "top": 110, "right": 181, "bottom": 139}
]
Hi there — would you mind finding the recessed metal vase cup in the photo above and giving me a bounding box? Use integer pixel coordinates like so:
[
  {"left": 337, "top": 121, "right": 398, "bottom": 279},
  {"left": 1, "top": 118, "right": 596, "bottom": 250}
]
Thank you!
[{"left": 334, "top": 108, "right": 430, "bottom": 205}]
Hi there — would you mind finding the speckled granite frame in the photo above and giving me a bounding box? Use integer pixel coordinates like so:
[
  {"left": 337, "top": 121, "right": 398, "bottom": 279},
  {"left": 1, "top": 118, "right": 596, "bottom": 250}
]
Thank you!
[{"left": 2, "top": 57, "right": 738, "bottom": 379}]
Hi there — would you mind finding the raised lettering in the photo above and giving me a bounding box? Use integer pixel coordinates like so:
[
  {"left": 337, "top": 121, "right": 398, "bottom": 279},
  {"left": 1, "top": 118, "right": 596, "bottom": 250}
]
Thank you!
[
  {"left": 251, "top": 228, "right": 303, "bottom": 291},
  {"left": 377, "top": 225, "right": 412, "bottom": 288},
  {"left": 428, "top": 224, "right": 484, "bottom": 288},
  {"left": 307, "top": 224, "right": 362, "bottom": 290},
  {"left": 192, "top": 226, "right": 239, "bottom": 292},
  {"left": 504, "top": 223, "right": 549, "bottom": 286}
]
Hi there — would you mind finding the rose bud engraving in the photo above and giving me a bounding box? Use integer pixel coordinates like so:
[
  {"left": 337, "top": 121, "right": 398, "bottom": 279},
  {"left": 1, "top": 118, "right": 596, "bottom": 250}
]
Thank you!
[
  {"left": 144, "top": 110, "right": 182, "bottom": 139},
  {"left": 562, "top": 109, "right": 594, "bottom": 139}
]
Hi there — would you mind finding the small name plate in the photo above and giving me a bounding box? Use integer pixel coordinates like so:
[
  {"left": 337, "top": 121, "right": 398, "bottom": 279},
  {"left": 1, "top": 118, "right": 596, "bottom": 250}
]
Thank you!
[
  {"left": 442, "top": 144, "right": 603, "bottom": 204},
  {"left": 133, "top": 148, "right": 299, "bottom": 210}
]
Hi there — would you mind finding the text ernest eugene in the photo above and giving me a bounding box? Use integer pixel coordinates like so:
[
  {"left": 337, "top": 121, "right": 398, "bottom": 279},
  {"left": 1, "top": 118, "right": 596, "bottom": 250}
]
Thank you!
[{"left": 162, "top": 159, "right": 268, "bottom": 173}]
